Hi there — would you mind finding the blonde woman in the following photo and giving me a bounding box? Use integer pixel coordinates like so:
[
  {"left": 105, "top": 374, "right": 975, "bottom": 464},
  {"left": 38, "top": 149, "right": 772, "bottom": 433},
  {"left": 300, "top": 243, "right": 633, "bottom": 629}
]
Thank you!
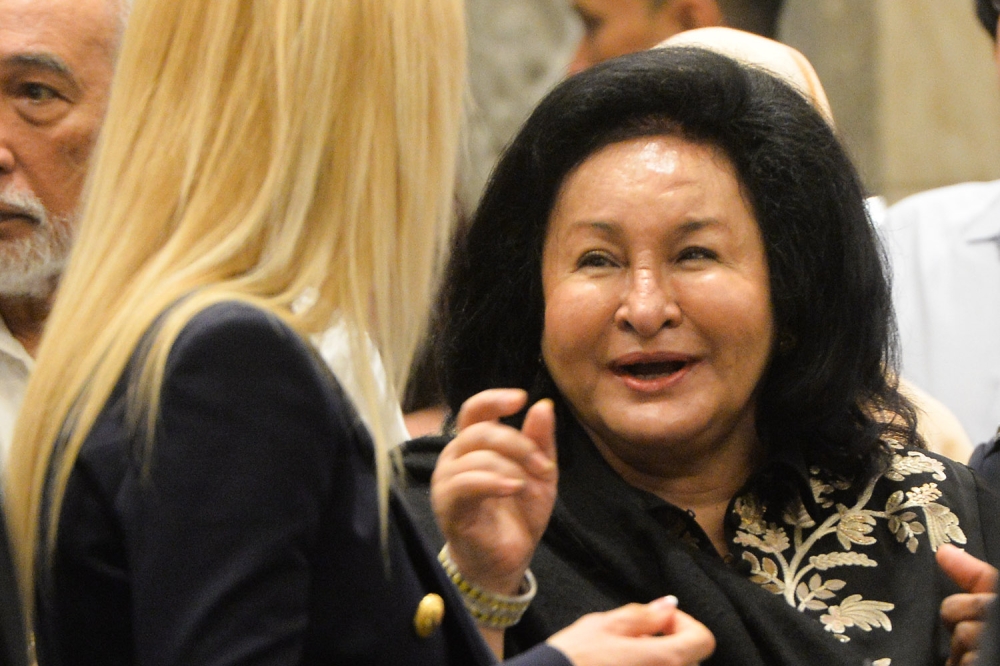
[{"left": 4, "top": 1, "right": 714, "bottom": 665}]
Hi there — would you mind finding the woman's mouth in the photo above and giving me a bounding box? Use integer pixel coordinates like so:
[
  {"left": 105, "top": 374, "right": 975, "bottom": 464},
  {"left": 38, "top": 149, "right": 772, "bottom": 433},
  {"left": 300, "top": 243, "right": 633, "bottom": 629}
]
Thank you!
[
  {"left": 610, "top": 355, "right": 695, "bottom": 391},
  {"left": 616, "top": 360, "right": 687, "bottom": 379}
]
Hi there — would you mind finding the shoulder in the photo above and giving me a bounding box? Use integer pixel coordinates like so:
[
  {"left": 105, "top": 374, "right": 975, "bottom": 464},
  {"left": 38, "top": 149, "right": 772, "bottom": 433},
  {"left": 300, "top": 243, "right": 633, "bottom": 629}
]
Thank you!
[
  {"left": 882, "top": 180, "right": 1000, "bottom": 236},
  {"left": 162, "top": 301, "right": 342, "bottom": 409},
  {"left": 168, "top": 301, "right": 309, "bottom": 365},
  {"left": 877, "top": 445, "right": 977, "bottom": 502},
  {"left": 873, "top": 446, "right": 1000, "bottom": 558}
]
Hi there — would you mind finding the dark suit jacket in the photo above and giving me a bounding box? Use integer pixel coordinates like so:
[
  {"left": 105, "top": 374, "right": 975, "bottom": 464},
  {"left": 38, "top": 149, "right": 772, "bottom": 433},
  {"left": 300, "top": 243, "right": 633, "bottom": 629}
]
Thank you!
[
  {"left": 0, "top": 510, "right": 26, "bottom": 666},
  {"left": 35, "top": 302, "right": 570, "bottom": 666}
]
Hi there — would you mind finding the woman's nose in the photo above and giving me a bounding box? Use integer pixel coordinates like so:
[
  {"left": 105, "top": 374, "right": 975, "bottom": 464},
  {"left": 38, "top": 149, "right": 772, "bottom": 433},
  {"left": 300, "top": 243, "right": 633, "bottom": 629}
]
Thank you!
[{"left": 614, "top": 270, "right": 681, "bottom": 336}]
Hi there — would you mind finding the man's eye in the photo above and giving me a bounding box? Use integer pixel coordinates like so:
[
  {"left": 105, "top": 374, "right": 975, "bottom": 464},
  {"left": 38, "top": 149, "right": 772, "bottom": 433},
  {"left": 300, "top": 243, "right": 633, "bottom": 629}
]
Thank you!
[{"left": 21, "top": 83, "right": 59, "bottom": 103}]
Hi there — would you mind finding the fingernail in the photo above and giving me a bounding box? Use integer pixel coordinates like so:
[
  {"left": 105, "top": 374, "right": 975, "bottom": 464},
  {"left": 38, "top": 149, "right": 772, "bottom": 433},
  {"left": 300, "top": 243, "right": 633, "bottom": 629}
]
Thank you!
[
  {"left": 653, "top": 595, "right": 678, "bottom": 609},
  {"left": 530, "top": 453, "right": 556, "bottom": 474}
]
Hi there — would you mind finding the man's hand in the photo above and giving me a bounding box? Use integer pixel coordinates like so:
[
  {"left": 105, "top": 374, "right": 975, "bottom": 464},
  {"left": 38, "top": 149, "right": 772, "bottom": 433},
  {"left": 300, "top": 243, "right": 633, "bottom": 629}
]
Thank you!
[{"left": 938, "top": 543, "right": 998, "bottom": 666}]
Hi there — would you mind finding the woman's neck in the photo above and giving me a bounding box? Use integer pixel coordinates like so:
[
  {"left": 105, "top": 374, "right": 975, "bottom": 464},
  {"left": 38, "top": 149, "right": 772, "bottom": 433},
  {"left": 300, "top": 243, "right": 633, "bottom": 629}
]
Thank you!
[{"left": 587, "top": 422, "right": 763, "bottom": 558}]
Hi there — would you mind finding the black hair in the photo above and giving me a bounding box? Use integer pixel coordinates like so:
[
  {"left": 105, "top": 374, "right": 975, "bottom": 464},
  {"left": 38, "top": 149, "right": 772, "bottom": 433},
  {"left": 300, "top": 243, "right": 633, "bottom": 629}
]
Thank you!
[
  {"left": 439, "top": 47, "right": 916, "bottom": 494},
  {"left": 976, "top": 0, "right": 999, "bottom": 40}
]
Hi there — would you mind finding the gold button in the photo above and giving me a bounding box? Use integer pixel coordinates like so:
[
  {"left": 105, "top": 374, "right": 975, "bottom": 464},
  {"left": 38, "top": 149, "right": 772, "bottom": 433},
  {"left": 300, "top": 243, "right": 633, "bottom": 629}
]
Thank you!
[{"left": 413, "top": 593, "right": 445, "bottom": 638}]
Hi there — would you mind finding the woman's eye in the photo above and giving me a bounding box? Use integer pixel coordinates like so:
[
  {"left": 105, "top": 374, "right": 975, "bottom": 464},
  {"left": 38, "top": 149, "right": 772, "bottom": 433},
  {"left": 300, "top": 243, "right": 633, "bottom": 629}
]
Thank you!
[
  {"left": 677, "top": 246, "right": 717, "bottom": 262},
  {"left": 577, "top": 251, "right": 616, "bottom": 269}
]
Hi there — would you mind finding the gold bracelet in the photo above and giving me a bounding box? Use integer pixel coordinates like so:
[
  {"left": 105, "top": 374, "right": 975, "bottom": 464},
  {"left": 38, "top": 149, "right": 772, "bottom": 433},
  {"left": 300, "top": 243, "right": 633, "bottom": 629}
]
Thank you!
[{"left": 438, "top": 544, "right": 537, "bottom": 629}]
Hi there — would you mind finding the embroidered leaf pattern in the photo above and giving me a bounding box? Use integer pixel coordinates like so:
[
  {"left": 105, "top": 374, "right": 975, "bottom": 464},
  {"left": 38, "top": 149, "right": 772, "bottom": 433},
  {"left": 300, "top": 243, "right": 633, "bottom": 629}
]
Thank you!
[
  {"left": 761, "top": 527, "right": 790, "bottom": 553},
  {"left": 906, "top": 483, "right": 942, "bottom": 505},
  {"left": 731, "top": 446, "right": 964, "bottom": 645},
  {"left": 884, "top": 451, "right": 946, "bottom": 482},
  {"left": 923, "top": 503, "right": 967, "bottom": 550},
  {"left": 783, "top": 499, "right": 815, "bottom": 528},
  {"left": 795, "top": 574, "right": 846, "bottom": 611},
  {"left": 821, "top": 595, "right": 894, "bottom": 633},
  {"left": 835, "top": 507, "right": 877, "bottom": 549},
  {"left": 733, "top": 495, "right": 765, "bottom": 534},
  {"left": 743, "top": 552, "right": 785, "bottom": 594},
  {"left": 809, "top": 552, "right": 877, "bottom": 570}
]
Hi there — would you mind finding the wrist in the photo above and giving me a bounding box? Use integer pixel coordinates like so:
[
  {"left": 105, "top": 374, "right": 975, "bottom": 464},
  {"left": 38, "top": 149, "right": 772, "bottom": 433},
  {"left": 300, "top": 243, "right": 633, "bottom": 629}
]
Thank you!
[{"left": 438, "top": 544, "right": 537, "bottom": 629}]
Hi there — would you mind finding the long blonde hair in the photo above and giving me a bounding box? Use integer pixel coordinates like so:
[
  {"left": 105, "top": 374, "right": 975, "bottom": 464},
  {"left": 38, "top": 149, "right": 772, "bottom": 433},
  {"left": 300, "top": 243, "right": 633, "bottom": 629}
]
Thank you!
[{"left": 6, "top": 0, "right": 465, "bottom": 614}]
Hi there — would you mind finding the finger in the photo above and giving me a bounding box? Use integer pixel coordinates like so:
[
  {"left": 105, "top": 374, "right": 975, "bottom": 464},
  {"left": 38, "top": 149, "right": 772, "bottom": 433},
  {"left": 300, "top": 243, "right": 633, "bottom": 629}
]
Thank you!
[
  {"left": 521, "top": 398, "right": 557, "bottom": 467},
  {"left": 606, "top": 603, "right": 714, "bottom": 666},
  {"left": 433, "top": 470, "right": 526, "bottom": 504},
  {"left": 941, "top": 593, "right": 996, "bottom": 627},
  {"left": 958, "top": 650, "right": 978, "bottom": 666},
  {"left": 455, "top": 389, "right": 528, "bottom": 431},
  {"left": 653, "top": 610, "right": 717, "bottom": 664},
  {"left": 440, "top": 421, "right": 554, "bottom": 477},
  {"left": 590, "top": 597, "right": 679, "bottom": 637},
  {"left": 938, "top": 544, "right": 999, "bottom": 594},
  {"left": 949, "top": 620, "right": 984, "bottom": 662}
]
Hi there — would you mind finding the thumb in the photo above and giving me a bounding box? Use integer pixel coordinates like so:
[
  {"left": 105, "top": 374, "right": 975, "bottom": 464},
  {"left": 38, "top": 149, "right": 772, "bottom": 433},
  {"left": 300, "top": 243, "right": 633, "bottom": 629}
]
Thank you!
[{"left": 937, "top": 543, "right": 999, "bottom": 593}]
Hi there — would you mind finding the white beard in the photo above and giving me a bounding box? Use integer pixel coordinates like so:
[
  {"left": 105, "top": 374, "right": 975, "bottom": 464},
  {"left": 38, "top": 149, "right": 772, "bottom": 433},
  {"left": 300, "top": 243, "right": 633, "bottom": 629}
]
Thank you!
[{"left": 0, "top": 186, "right": 74, "bottom": 298}]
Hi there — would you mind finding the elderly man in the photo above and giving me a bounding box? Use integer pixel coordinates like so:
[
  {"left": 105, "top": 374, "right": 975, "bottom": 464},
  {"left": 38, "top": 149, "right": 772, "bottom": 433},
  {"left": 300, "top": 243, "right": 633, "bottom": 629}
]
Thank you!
[
  {"left": 0, "top": 2, "right": 123, "bottom": 664},
  {"left": 0, "top": 0, "right": 124, "bottom": 465},
  {"left": 567, "top": 0, "right": 783, "bottom": 74}
]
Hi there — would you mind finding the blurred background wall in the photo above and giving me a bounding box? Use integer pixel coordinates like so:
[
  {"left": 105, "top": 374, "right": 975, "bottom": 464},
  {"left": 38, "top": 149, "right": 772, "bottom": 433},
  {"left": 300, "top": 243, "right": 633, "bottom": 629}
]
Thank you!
[{"left": 461, "top": 0, "right": 1000, "bottom": 213}]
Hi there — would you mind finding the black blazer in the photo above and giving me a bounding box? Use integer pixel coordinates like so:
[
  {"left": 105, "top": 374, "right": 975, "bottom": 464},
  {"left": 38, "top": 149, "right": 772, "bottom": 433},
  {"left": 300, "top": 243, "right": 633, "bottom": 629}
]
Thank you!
[
  {"left": 0, "top": 510, "right": 26, "bottom": 666},
  {"left": 35, "top": 302, "right": 570, "bottom": 666}
]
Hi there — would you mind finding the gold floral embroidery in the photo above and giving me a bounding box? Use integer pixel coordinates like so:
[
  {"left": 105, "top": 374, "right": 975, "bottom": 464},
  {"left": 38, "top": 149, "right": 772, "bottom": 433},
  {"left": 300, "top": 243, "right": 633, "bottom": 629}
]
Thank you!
[{"left": 736, "top": 449, "right": 966, "bottom": 644}]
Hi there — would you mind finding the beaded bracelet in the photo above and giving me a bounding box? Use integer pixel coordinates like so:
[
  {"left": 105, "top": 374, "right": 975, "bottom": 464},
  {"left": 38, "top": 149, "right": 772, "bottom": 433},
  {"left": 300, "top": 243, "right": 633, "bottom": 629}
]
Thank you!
[{"left": 438, "top": 544, "right": 537, "bottom": 629}]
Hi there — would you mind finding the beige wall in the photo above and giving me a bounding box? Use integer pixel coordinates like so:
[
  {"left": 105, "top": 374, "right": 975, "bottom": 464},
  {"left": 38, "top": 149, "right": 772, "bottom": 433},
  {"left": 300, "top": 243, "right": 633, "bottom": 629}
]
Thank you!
[
  {"left": 459, "top": 0, "right": 577, "bottom": 217},
  {"left": 463, "top": 1, "right": 1000, "bottom": 209},
  {"left": 781, "top": 0, "right": 1000, "bottom": 203},
  {"left": 877, "top": 0, "right": 1000, "bottom": 202}
]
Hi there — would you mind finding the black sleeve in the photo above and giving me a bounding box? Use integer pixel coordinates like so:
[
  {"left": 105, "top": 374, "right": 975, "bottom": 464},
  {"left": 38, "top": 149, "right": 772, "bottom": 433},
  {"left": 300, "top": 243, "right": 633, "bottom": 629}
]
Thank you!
[
  {"left": 122, "top": 306, "right": 339, "bottom": 666},
  {"left": 970, "top": 437, "right": 1000, "bottom": 492},
  {"left": 398, "top": 435, "right": 450, "bottom": 550}
]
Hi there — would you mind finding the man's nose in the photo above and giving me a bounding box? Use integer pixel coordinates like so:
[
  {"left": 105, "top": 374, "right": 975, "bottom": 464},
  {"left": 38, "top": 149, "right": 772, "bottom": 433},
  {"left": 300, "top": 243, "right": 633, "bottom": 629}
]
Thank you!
[{"left": 0, "top": 120, "right": 16, "bottom": 175}]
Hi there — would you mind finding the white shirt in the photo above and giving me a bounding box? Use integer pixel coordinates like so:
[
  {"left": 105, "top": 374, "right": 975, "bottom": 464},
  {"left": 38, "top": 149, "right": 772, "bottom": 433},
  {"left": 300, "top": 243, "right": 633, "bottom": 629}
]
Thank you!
[
  {"left": 0, "top": 316, "right": 32, "bottom": 470},
  {"left": 879, "top": 180, "right": 1000, "bottom": 444},
  {"left": 314, "top": 322, "right": 410, "bottom": 447}
]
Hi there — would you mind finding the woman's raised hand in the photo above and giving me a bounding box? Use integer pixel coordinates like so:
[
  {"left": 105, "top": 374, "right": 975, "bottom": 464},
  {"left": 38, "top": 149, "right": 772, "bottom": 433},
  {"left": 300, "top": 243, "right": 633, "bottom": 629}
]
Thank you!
[{"left": 431, "top": 388, "right": 557, "bottom": 595}]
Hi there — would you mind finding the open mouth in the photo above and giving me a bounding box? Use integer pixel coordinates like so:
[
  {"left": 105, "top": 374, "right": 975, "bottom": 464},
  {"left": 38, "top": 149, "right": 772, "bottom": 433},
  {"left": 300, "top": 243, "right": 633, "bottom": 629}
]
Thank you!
[{"left": 614, "top": 359, "right": 689, "bottom": 379}]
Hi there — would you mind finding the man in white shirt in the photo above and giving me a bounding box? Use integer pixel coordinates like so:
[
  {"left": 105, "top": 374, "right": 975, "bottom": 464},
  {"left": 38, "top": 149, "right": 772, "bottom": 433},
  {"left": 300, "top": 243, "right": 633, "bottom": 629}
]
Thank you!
[
  {"left": 0, "top": 0, "right": 126, "bottom": 465},
  {"left": 881, "top": 181, "right": 1000, "bottom": 446}
]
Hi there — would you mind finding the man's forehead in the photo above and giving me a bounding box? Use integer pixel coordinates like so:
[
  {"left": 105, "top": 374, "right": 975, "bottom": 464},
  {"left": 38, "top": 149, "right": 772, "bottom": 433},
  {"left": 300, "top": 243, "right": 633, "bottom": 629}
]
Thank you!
[{"left": 0, "top": 0, "right": 118, "bottom": 65}]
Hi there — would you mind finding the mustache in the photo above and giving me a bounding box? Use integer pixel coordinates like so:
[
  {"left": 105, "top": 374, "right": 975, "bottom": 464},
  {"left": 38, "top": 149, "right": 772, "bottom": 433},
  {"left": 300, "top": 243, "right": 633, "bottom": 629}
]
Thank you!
[{"left": 0, "top": 186, "right": 49, "bottom": 225}]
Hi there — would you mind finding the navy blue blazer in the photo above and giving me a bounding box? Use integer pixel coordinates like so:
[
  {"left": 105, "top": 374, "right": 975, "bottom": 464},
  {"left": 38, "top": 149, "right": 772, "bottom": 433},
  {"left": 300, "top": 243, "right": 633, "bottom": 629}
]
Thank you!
[{"left": 35, "top": 302, "right": 570, "bottom": 666}]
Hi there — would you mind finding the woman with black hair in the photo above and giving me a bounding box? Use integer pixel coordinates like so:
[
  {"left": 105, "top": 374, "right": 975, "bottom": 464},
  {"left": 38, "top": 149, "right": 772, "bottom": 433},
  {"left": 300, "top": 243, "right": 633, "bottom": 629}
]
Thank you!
[{"left": 413, "top": 46, "right": 1000, "bottom": 666}]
